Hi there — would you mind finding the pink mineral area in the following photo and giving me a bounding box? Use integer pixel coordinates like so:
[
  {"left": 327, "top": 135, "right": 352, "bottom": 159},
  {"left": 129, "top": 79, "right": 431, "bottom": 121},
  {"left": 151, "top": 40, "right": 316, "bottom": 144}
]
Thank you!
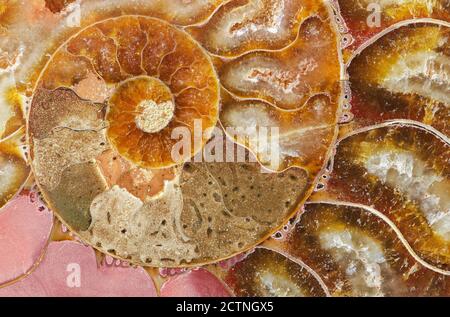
[
  {"left": 0, "top": 190, "right": 53, "bottom": 286},
  {"left": 159, "top": 267, "right": 187, "bottom": 278},
  {"left": 0, "top": 241, "right": 157, "bottom": 297},
  {"left": 160, "top": 268, "right": 231, "bottom": 297}
]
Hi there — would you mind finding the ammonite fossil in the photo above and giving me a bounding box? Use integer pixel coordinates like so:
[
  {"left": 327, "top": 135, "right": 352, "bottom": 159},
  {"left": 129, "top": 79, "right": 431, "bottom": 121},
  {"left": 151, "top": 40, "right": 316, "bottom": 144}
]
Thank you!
[
  {"left": 0, "top": 0, "right": 449, "bottom": 297},
  {"left": 24, "top": 1, "right": 342, "bottom": 268}
]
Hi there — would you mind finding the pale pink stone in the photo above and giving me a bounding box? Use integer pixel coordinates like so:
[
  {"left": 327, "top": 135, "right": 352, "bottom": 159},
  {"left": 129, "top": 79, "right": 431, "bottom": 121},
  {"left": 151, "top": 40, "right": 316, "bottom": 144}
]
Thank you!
[
  {"left": 0, "top": 191, "right": 53, "bottom": 285},
  {"left": 160, "top": 268, "right": 231, "bottom": 297},
  {"left": 0, "top": 241, "right": 157, "bottom": 297}
]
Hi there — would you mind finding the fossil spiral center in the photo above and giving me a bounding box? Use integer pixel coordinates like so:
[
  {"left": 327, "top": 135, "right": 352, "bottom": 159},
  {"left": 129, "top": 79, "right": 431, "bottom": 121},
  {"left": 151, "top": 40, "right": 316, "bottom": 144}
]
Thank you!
[
  {"left": 135, "top": 99, "right": 175, "bottom": 133},
  {"left": 132, "top": 80, "right": 175, "bottom": 134},
  {"left": 109, "top": 76, "right": 175, "bottom": 134}
]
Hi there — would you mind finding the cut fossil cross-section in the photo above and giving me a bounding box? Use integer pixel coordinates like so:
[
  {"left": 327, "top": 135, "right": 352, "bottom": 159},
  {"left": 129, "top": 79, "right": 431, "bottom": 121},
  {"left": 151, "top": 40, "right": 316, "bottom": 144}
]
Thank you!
[
  {"left": 267, "top": 203, "right": 450, "bottom": 297},
  {"left": 312, "top": 123, "right": 450, "bottom": 272},
  {"left": 27, "top": 6, "right": 342, "bottom": 267}
]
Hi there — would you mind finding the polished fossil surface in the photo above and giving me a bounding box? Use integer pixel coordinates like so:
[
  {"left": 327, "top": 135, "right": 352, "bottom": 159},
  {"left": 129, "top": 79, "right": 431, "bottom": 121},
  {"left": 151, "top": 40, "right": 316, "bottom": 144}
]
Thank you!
[{"left": 0, "top": 0, "right": 448, "bottom": 296}]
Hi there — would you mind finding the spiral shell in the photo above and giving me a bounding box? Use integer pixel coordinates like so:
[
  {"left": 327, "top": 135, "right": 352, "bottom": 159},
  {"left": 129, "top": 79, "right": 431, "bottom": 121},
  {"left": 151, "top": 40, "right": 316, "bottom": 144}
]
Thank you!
[{"left": 26, "top": 1, "right": 342, "bottom": 267}]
